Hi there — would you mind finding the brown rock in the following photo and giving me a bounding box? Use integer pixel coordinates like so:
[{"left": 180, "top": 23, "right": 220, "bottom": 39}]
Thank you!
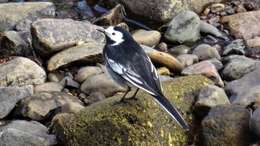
[
  {"left": 132, "top": 29, "right": 161, "bottom": 47},
  {"left": 182, "top": 61, "right": 224, "bottom": 87},
  {"left": 221, "top": 10, "right": 260, "bottom": 39}
]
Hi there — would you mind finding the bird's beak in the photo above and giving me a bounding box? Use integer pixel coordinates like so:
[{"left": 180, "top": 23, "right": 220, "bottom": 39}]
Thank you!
[{"left": 96, "top": 28, "right": 105, "bottom": 34}]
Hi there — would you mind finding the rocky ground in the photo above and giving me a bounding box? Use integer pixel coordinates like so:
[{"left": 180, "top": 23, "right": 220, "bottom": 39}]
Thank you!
[{"left": 0, "top": 0, "right": 259, "bottom": 146}]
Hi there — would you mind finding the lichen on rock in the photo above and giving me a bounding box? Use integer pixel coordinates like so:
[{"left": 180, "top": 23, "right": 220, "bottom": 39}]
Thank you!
[{"left": 52, "top": 75, "right": 212, "bottom": 146}]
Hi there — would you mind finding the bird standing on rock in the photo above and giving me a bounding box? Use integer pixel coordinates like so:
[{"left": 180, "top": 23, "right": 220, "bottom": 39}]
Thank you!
[{"left": 97, "top": 26, "right": 189, "bottom": 130}]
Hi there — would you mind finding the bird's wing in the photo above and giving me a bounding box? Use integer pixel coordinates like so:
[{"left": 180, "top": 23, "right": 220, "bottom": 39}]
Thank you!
[{"left": 104, "top": 46, "right": 162, "bottom": 96}]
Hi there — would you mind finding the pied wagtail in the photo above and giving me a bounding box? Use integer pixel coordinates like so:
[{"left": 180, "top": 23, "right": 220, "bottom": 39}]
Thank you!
[{"left": 97, "top": 26, "right": 189, "bottom": 130}]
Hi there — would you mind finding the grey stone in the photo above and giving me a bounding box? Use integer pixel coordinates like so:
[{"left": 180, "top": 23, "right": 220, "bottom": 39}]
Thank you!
[
  {"left": 177, "top": 54, "right": 198, "bottom": 67},
  {"left": 34, "top": 82, "right": 64, "bottom": 93},
  {"left": 0, "top": 120, "right": 56, "bottom": 146},
  {"left": 200, "top": 21, "right": 224, "bottom": 38},
  {"left": 32, "top": 18, "right": 105, "bottom": 56},
  {"left": 75, "top": 66, "right": 103, "bottom": 83},
  {"left": 168, "top": 45, "right": 191, "bottom": 56},
  {"left": 250, "top": 108, "right": 260, "bottom": 137},
  {"left": 0, "top": 2, "right": 55, "bottom": 32},
  {"left": 81, "top": 72, "right": 126, "bottom": 97},
  {"left": 195, "top": 85, "right": 230, "bottom": 108},
  {"left": 0, "top": 31, "right": 32, "bottom": 56},
  {"left": 0, "top": 85, "right": 33, "bottom": 119},
  {"left": 226, "top": 66, "right": 260, "bottom": 106},
  {"left": 165, "top": 10, "right": 201, "bottom": 44},
  {"left": 190, "top": 0, "right": 224, "bottom": 14},
  {"left": 193, "top": 44, "right": 221, "bottom": 60},
  {"left": 222, "top": 55, "right": 258, "bottom": 80},
  {"left": 15, "top": 91, "right": 83, "bottom": 120},
  {"left": 60, "top": 75, "right": 80, "bottom": 89},
  {"left": 223, "top": 39, "right": 246, "bottom": 55},
  {"left": 207, "top": 58, "right": 223, "bottom": 70},
  {"left": 0, "top": 57, "right": 46, "bottom": 86},
  {"left": 202, "top": 105, "right": 251, "bottom": 146},
  {"left": 47, "top": 41, "right": 104, "bottom": 71}
]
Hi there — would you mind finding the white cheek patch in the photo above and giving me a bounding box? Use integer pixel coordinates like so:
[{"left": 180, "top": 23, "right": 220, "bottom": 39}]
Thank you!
[{"left": 105, "top": 26, "right": 124, "bottom": 46}]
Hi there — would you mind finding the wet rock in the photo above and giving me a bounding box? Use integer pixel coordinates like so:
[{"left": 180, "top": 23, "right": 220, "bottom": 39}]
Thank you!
[
  {"left": 34, "top": 82, "right": 64, "bottom": 93},
  {"left": 200, "top": 21, "right": 224, "bottom": 38},
  {"left": 142, "top": 45, "right": 184, "bottom": 72},
  {"left": 250, "top": 108, "right": 260, "bottom": 137},
  {"left": 177, "top": 54, "right": 199, "bottom": 67},
  {"left": 221, "top": 10, "right": 260, "bottom": 39},
  {"left": 0, "top": 31, "right": 32, "bottom": 56},
  {"left": 75, "top": 66, "right": 103, "bottom": 83},
  {"left": 47, "top": 41, "right": 104, "bottom": 71},
  {"left": 195, "top": 85, "right": 230, "bottom": 109},
  {"left": 0, "top": 85, "right": 33, "bottom": 119},
  {"left": 52, "top": 75, "right": 212, "bottom": 146},
  {"left": 193, "top": 44, "right": 221, "bottom": 60},
  {"left": 165, "top": 11, "right": 201, "bottom": 44},
  {"left": 15, "top": 91, "right": 83, "bottom": 121},
  {"left": 104, "top": 0, "right": 189, "bottom": 23},
  {"left": 81, "top": 72, "right": 125, "bottom": 97},
  {"left": 132, "top": 29, "right": 161, "bottom": 47},
  {"left": 32, "top": 18, "right": 105, "bottom": 56},
  {"left": 168, "top": 45, "right": 191, "bottom": 56},
  {"left": 190, "top": 0, "right": 224, "bottom": 14},
  {"left": 0, "top": 120, "right": 56, "bottom": 146},
  {"left": 0, "top": 57, "right": 46, "bottom": 86},
  {"left": 202, "top": 105, "right": 251, "bottom": 146},
  {"left": 226, "top": 66, "right": 260, "bottom": 106},
  {"left": 223, "top": 39, "right": 246, "bottom": 56},
  {"left": 182, "top": 61, "right": 224, "bottom": 87},
  {"left": 0, "top": 2, "right": 55, "bottom": 32},
  {"left": 222, "top": 55, "right": 258, "bottom": 80}
]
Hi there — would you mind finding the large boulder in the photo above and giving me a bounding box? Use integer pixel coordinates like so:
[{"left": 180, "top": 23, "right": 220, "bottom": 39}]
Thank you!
[
  {"left": 0, "top": 57, "right": 46, "bottom": 86},
  {"left": 103, "top": 0, "right": 189, "bottom": 23},
  {"left": 202, "top": 105, "right": 251, "bottom": 146},
  {"left": 31, "top": 18, "right": 105, "bottom": 56},
  {"left": 52, "top": 75, "right": 212, "bottom": 146},
  {"left": 0, "top": 2, "right": 55, "bottom": 32}
]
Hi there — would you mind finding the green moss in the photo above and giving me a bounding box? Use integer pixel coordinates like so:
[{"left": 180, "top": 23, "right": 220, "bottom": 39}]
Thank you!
[{"left": 53, "top": 75, "right": 212, "bottom": 146}]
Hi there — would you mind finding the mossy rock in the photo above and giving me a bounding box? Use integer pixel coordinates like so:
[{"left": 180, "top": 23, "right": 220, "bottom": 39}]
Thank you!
[{"left": 52, "top": 75, "right": 212, "bottom": 146}]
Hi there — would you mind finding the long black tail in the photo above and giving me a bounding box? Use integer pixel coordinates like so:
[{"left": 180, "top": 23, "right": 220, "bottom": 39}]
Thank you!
[{"left": 153, "top": 94, "right": 189, "bottom": 130}]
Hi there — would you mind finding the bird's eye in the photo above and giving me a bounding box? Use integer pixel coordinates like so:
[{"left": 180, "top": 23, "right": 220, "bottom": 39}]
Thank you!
[{"left": 112, "top": 32, "right": 115, "bottom": 35}]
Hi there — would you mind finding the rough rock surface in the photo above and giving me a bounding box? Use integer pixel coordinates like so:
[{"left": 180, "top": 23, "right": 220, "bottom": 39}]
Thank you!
[
  {"left": 165, "top": 10, "right": 201, "bottom": 44},
  {"left": 0, "top": 2, "right": 55, "bottom": 31},
  {"left": 52, "top": 75, "right": 212, "bottom": 146},
  {"left": 104, "top": 0, "right": 189, "bottom": 23},
  {"left": 0, "top": 120, "right": 56, "bottom": 146},
  {"left": 202, "top": 105, "right": 251, "bottom": 146},
  {"left": 0, "top": 57, "right": 46, "bottom": 86},
  {"left": 0, "top": 85, "right": 33, "bottom": 119},
  {"left": 15, "top": 91, "right": 83, "bottom": 121},
  {"left": 32, "top": 18, "right": 105, "bottom": 56},
  {"left": 221, "top": 10, "right": 260, "bottom": 40},
  {"left": 47, "top": 41, "right": 104, "bottom": 71}
]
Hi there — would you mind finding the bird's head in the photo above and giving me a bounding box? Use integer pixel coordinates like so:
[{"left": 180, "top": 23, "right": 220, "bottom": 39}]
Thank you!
[{"left": 97, "top": 26, "right": 132, "bottom": 46}]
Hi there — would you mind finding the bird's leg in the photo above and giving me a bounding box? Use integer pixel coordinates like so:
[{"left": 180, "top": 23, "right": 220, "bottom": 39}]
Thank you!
[
  {"left": 120, "top": 86, "right": 131, "bottom": 102},
  {"left": 129, "top": 88, "right": 139, "bottom": 100}
]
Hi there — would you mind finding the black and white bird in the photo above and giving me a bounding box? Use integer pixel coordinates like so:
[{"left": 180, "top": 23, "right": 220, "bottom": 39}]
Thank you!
[{"left": 98, "top": 26, "right": 189, "bottom": 130}]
